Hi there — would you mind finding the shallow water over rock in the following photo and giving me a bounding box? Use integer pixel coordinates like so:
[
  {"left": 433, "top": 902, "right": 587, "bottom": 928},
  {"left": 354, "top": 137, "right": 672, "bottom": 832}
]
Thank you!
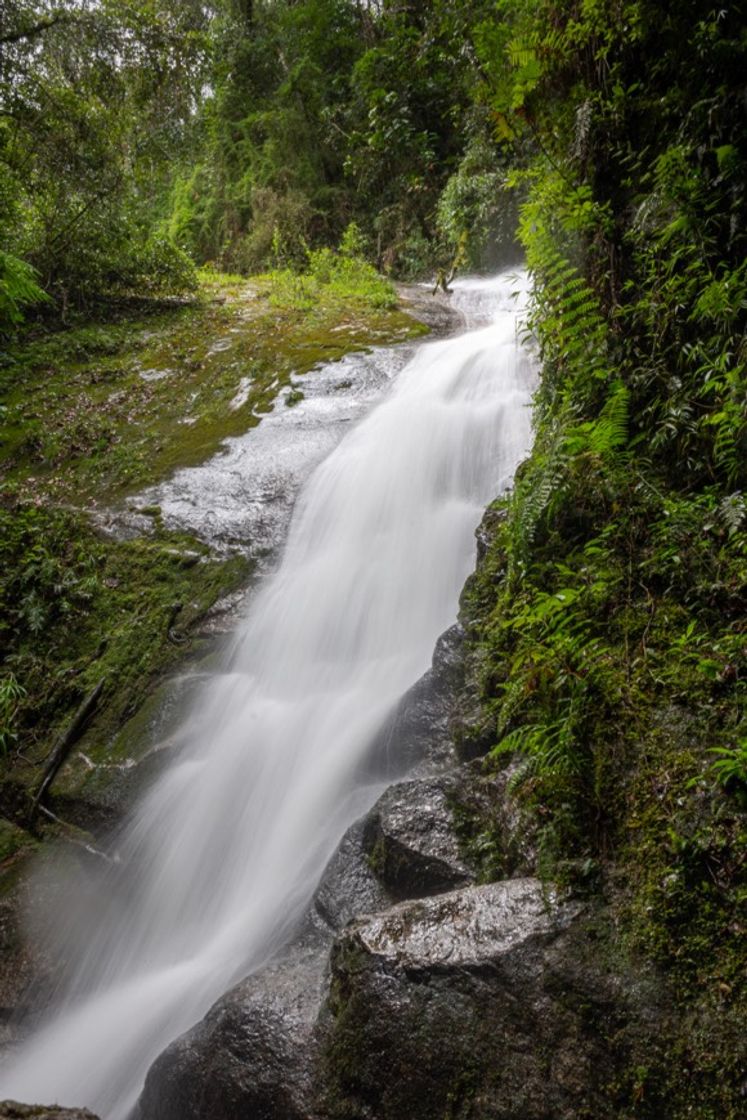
[{"left": 133, "top": 344, "right": 415, "bottom": 559}]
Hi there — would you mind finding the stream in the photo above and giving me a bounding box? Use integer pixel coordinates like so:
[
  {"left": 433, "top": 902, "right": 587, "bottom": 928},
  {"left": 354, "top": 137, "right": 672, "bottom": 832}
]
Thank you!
[{"left": 0, "top": 272, "right": 535, "bottom": 1118}]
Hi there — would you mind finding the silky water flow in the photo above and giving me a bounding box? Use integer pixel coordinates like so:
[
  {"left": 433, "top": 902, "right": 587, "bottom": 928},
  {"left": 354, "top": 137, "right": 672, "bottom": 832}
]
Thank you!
[{"left": 0, "top": 272, "right": 536, "bottom": 1118}]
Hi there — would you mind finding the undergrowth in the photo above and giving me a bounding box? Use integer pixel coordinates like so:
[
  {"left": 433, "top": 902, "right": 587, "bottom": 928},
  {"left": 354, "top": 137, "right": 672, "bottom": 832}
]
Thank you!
[
  {"left": 0, "top": 495, "right": 250, "bottom": 833},
  {"left": 459, "top": 4, "right": 747, "bottom": 1114}
]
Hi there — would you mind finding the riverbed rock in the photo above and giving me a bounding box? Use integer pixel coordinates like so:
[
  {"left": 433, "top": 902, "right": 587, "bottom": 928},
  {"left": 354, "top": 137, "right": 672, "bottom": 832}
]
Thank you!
[
  {"left": 361, "top": 775, "right": 474, "bottom": 899},
  {"left": 0, "top": 1106, "right": 99, "bottom": 1120},
  {"left": 369, "top": 624, "right": 466, "bottom": 777},
  {"left": 318, "top": 879, "right": 656, "bottom": 1120},
  {"left": 137, "top": 931, "right": 327, "bottom": 1120},
  {"left": 313, "top": 818, "right": 392, "bottom": 932},
  {"left": 395, "top": 285, "right": 464, "bottom": 337}
]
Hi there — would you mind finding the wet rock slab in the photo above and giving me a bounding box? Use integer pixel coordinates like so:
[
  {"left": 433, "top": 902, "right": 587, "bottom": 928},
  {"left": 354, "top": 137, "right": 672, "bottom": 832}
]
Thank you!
[
  {"left": 340, "top": 878, "right": 577, "bottom": 972},
  {"left": 320, "top": 881, "right": 640, "bottom": 1120},
  {"left": 133, "top": 346, "right": 416, "bottom": 560},
  {"left": 361, "top": 775, "right": 474, "bottom": 900}
]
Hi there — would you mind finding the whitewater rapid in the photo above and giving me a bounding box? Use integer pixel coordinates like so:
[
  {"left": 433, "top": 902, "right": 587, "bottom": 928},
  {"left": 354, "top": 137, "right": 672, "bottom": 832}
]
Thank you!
[{"left": 0, "top": 272, "right": 534, "bottom": 1118}]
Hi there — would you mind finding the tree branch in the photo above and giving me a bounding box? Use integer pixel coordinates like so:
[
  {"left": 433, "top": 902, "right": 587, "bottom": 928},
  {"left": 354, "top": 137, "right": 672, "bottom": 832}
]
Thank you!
[
  {"left": 31, "top": 678, "right": 106, "bottom": 819},
  {"left": 0, "top": 12, "right": 71, "bottom": 48}
]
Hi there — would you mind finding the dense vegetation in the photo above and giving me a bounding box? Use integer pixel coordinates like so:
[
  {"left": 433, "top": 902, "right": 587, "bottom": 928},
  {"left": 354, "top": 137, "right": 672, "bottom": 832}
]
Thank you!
[
  {"left": 1, "top": 0, "right": 524, "bottom": 330},
  {"left": 1, "top": 0, "right": 745, "bottom": 1112},
  {"left": 454, "top": 3, "right": 747, "bottom": 1114}
]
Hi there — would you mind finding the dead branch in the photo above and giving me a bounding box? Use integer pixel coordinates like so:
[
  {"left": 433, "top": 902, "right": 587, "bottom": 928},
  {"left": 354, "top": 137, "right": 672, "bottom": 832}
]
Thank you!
[{"left": 31, "top": 677, "right": 105, "bottom": 818}]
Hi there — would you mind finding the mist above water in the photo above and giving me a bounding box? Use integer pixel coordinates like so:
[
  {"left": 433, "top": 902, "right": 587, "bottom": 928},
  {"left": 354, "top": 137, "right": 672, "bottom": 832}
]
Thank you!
[{"left": 0, "top": 272, "right": 534, "bottom": 1118}]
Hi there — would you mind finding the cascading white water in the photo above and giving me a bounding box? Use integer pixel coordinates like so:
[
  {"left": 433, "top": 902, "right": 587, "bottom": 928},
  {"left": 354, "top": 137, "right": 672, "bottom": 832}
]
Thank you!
[{"left": 0, "top": 272, "right": 535, "bottom": 1118}]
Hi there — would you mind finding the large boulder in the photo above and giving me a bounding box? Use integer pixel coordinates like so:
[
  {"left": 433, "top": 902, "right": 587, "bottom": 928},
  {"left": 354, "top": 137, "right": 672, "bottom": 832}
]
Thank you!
[
  {"left": 361, "top": 776, "right": 474, "bottom": 899},
  {"left": 318, "top": 879, "right": 660, "bottom": 1120},
  {"left": 138, "top": 931, "right": 327, "bottom": 1120}
]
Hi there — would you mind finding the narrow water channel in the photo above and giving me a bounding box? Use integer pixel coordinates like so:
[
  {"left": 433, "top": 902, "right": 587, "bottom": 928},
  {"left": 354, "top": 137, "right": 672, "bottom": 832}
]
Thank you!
[{"left": 0, "top": 272, "right": 534, "bottom": 1118}]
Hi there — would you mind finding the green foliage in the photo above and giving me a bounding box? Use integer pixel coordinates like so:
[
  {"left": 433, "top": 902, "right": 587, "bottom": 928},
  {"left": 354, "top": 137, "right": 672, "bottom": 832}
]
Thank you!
[
  {"left": 0, "top": 502, "right": 100, "bottom": 648},
  {"left": 0, "top": 674, "right": 26, "bottom": 756},
  {"left": 436, "top": 134, "right": 521, "bottom": 269},
  {"left": 456, "top": 3, "right": 747, "bottom": 1111},
  {"left": 262, "top": 232, "right": 397, "bottom": 315},
  {"left": 0, "top": 252, "right": 49, "bottom": 333},
  {"left": 710, "top": 740, "right": 747, "bottom": 799},
  {"left": 1, "top": 0, "right": 209, "bottom": 318},
  {"left": 0, "top": 493, "right": 250, "bottom": 788}
]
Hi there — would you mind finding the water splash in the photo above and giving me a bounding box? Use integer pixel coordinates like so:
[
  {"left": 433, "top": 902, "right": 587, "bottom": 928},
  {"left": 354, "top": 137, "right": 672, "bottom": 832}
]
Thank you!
[{"left": 0, "top": 272, "right": 534, "bottom": 1118}]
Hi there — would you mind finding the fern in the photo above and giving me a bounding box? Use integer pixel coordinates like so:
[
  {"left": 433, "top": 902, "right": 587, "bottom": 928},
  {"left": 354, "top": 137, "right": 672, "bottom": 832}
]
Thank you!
[
  {"left": 0, "top": 250, "right": 49, "bottom": 332},
  {"left": 493, "top": 707, "right": 584, "bottom": 790},
  {"left": 564, "top": 380, "right": 630, "bottom": 458},
  {"left": 507, "top": 417, "right": 571, "bottom": 576},
  {"left": 719, "top": 491, "right": 745, "bottom": 537}
]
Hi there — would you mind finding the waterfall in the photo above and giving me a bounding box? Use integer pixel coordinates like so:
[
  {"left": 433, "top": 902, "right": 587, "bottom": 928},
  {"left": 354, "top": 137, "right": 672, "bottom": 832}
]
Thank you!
[{"left": 0, "top": 272, "right": 535, "bottom": 1118}]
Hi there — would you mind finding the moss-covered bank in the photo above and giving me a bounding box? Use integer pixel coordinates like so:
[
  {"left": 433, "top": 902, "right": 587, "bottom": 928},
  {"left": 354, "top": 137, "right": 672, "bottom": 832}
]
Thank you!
[
  {"left": 446, "top": 6, "right": 747, "bottom": 1112},
  {"left": 0, "top": 260, "right": 427, "bottom": 862}
]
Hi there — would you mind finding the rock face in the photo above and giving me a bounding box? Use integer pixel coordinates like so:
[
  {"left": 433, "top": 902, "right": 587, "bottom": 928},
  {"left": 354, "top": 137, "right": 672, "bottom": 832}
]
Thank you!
[
  {"left": 319, "top": 882, "right": 648, "bottom": 1120},
  {"left": 0, "top": 1106, "right": 99, "bottom": 1120},
  {"left": 314, "top": 818, "right": 392, "bottom": 932},
  {"left": 138, "top": 931, "right": 328, "bottom": 1120},
  {"left": 361, "top": 776, "right": 474, "bottom": 899},
  {"left": 449, "top": 759, "right": 539, "bottom": 880},
  {"left": 368, "top": 624, "right": 466, "bottom": 777}
]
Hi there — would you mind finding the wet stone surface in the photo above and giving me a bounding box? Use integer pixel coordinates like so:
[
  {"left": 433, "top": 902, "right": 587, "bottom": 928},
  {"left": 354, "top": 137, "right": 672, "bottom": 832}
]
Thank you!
[
  {"left": 367, "top": 623, "right": 466, "bottom": 778},
  {"left": 347, "top": 878, "right": 577, "bottom": 971},
  {"left": 313, "top": 818, "right": 392, "bottom": 933},
  {"left": 130, "top": 345, "right": 417, "bottom": 562},
  {"left": 361, "top": 775, "right": 474, "bottom": 900},
  {"left": 138, "top": 929, "right": 329, "bottom": 1120}
]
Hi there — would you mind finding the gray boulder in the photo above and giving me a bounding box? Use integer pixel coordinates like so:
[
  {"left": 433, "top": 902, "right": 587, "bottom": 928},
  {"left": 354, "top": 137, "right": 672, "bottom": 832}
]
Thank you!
[
  {"left": 138, "top": 931, "right": 327, "bottom": 1120},
  {"left": 361, "top": 775, "right": 474, "bottom": 899},
  {"left": 318, "top": 879, "right": 655, "bottom": 1120}
]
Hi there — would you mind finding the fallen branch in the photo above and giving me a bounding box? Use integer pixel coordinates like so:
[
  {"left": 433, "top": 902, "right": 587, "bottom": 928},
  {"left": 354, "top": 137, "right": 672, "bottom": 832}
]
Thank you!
[
  {"left": 37, "top": 804, "right": 117, "bottom": 865},
  {"left": 31, "top": 678, "right": 105, "bottom": 819}
]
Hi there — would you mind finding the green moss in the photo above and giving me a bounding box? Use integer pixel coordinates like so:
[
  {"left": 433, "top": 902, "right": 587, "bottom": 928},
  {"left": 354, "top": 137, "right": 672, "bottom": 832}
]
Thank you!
[
  {"left": 0, "top": 499, "right": 251, "bottom": 829},
  {"left": 0, "top": 818, "right": 32, "bottom": 863},
  {"left": 1, "top": 270, "right": 427, "bottom": 506}
]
